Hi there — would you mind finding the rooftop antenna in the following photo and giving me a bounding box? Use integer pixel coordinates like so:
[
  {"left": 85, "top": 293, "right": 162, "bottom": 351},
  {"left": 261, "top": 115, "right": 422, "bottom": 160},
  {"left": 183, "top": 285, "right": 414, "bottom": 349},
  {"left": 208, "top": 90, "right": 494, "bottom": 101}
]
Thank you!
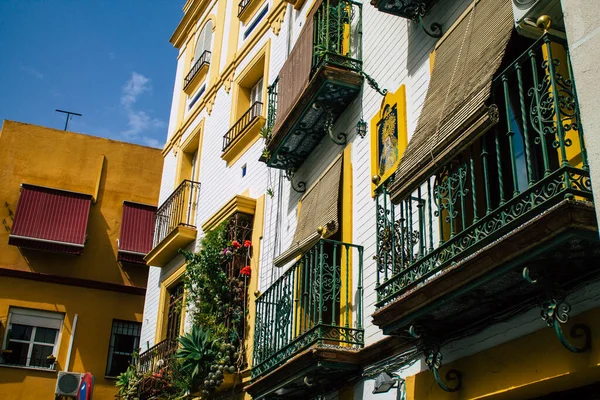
[{"left": 55, "top": 109, "right": 82, "bottom": 131}]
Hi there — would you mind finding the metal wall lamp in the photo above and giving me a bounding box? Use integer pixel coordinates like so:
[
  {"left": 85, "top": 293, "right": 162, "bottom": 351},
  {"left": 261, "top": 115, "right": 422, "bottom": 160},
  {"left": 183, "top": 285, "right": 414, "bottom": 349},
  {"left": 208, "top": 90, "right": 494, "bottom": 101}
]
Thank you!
[{"left": 373, "top": 371, "right": 406, "bottom": 399}]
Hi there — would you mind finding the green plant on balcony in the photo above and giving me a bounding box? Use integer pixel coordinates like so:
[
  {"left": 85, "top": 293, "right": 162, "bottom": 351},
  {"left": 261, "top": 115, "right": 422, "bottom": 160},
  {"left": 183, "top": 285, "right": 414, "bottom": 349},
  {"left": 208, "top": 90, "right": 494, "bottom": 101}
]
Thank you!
[
  {"left": 178, "top": 219, "right": 251, "bottom": 395},
  {"left": 176, "top": 326, "right": 221, "bottom": 395},
  {"left": 116, "top": 365, "right": 139, "bottom": 399}
]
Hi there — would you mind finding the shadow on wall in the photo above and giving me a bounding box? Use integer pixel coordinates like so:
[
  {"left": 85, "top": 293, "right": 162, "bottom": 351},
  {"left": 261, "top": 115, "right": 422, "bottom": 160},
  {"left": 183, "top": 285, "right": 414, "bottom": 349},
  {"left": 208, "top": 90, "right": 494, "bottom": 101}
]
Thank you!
[
  {"left": 18, "top": 158, "right": 149, "bottom": 288},
  {"left": 0, "top": 282, "right": 141, "bottom": 385}
]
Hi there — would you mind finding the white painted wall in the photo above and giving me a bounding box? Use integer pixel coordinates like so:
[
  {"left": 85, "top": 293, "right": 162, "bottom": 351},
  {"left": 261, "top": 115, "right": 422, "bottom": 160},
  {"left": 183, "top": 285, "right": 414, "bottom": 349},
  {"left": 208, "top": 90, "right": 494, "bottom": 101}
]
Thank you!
[
  {"left": 141, "top": 3, "right": 600, "bottom": 391},
  {"left": 142, "top": 0, "right": 474, "bottom": 353}
]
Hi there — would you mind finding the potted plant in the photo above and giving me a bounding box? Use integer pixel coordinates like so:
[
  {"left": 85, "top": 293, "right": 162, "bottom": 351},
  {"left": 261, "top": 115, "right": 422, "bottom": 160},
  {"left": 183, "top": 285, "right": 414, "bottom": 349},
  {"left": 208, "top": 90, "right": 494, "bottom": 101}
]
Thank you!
[{"left": 46, "top": 354, "right": 56, "bottom": 368}]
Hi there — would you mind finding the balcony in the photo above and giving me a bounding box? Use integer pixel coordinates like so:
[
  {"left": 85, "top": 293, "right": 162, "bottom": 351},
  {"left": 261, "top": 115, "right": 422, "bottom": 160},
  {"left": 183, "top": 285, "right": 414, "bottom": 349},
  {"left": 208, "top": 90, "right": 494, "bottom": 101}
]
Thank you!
[
  {"left": 183, "top": 50, "right": 211, "bottom": 95},
  {"left": 372, "top": 36, "right": 599, "bottom": 338},
  {"left": 248, "top": 239, "right": 363, "bottom": 399},
  {"left": 221, "top": 101, "right": 265, "bottom": 164},
  {"left": 370, "top": 0, "right": 436, "bottom": 19},
  {"left": 136, "top": 339, "right": 178, "bottom": 398},
  {"left": 238, "top": 0, "right": 262, "bottom": 22},
  {"left": 136, "top": 339, "right": 178, "bottom": 375},
  {"left": 144, "top": 180, "right": 201, "bottom": 267},
  {"left": 261, "top": 0, "right": 363, "bottom": 172}
]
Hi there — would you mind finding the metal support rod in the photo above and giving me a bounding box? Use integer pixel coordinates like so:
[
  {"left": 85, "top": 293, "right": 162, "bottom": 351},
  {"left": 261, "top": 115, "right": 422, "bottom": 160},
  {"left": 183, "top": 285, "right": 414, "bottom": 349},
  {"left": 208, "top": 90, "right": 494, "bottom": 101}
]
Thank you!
[{"left": 55, "top": 109, "right": 82, "bottom": 131}]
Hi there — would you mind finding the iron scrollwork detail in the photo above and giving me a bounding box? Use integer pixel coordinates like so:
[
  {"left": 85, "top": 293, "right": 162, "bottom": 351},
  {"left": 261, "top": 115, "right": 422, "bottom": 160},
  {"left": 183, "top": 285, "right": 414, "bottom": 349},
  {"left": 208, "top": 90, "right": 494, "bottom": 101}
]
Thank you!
[
  {"left": 522, "top": 268, "right": 592, "bottom": 354},
  {"left": 541, "top": 299, "right": 592, "bottom": 354},
  {"left": 285, "top": 169, "right": 307, "bottom": 193},
  {"left": 425, "top": 346, "right": 461, "bottom": 392}
]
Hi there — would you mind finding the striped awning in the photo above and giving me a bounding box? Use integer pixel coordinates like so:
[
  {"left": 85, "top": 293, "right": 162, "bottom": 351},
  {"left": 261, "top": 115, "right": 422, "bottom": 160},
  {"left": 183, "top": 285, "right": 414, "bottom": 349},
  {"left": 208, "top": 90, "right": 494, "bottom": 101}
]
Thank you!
[
  {"left": 8, "top": 184, "right": 92, "bottom": 255},
  {"left": 274, "top": 156, "right": 342, "bottom": 267},
  {"left": 118, "top": 201, "right": 157, "bottom": 265},
  {"left": 388, "top": 0, "right": 513, "bottom": 203}
]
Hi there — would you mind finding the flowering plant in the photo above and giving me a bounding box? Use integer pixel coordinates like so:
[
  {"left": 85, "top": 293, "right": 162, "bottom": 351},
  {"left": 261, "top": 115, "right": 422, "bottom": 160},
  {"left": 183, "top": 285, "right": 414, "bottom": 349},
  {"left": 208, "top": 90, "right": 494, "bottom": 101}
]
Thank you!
[
  {"left": 243, "top": 240, "right": 252, "bottom": 248},
  {"left": 240, "top": 266, "right": 251, "bottom": 276},
  {"left": 231, "top": 240, "right": 241, "bottom": 249}
]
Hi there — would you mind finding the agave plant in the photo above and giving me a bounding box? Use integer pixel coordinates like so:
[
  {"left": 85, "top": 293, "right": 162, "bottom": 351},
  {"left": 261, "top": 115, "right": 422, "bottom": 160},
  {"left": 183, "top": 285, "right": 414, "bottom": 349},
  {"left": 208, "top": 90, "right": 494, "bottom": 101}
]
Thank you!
[
  {"left": 115, "top": 365, "right": 137, "bottom": 398},
  {"left": 176, "top": 326, "right": 220, "bottom": 383}
]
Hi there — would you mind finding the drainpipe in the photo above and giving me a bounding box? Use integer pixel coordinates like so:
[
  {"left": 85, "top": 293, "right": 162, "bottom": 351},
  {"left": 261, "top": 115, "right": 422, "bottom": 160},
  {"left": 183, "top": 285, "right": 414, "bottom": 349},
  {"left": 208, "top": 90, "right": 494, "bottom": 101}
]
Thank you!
[{"left": 64, "top": 314, "right": 78, "bottom": 372}]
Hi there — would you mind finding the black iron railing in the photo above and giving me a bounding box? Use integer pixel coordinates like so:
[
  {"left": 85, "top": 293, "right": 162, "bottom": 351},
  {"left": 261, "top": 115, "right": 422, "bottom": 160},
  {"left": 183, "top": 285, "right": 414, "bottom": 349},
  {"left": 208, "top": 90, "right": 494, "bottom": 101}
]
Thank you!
[
  {"left": 252, "top": 239, "right": 364, "bottom": 378},
  {"left": 266, "top": 78, "right": 278, "bottom": 132},
  {"left": 136, "top": 338, "right": 178, "bottom": 375},
  {"left": 312, "top": 0, "right": 363, "bottom": 73},
  {"left": 222, "top": 101, "right": 263, "bottom": 152},
  {"left": 238, "top": 0, "right": 252, "bottom": 16},
  {"left": 184, "top": 50, "right": 211, "bottom": 90},
  {"left": 375, "top": 35, "right": 591, "bottom": 308},
  {"left": 153, "top": 180, "right": 201, "bottom": 248}
]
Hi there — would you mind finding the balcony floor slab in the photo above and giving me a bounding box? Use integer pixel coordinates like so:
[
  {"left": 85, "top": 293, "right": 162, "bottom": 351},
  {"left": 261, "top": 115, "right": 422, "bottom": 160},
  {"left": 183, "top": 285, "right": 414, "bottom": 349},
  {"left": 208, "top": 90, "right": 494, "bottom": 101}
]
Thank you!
[{"left": 372, "top": 199, "right": 600, "bottom": 339}]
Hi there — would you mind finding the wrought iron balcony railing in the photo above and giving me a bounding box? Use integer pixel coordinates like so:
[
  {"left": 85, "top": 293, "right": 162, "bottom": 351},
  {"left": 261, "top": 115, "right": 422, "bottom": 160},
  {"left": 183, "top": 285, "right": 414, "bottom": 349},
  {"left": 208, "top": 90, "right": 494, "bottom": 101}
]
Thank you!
[
  {"left": 153, "top": 180, "right": 201, "bottom": 248},
  {"left": 262, "top": 0, "right": 363, "bottom": 171},
  {"left": 252, "top": 239, "right": 364, "bottom": 378},
  {"left": 238, "top": 0, "right": 252, "bottom": 16},
  {"left": 312, "top": 0, "right": 363, "bottom": 73},
  {"left": 184, "top": 50, "right": 211, "bottom": 90},
  {"left": 222, "top": 101, "right": 263, "bottom": 152},
  {"left": 375, "top": 35, "right": 591, "bottom": 308},
  {"left": 136, "top": 338, "right": 178, "bottom": 375},
  {"left": 266, "top": 77, "right": 278, "bottom": 132}
]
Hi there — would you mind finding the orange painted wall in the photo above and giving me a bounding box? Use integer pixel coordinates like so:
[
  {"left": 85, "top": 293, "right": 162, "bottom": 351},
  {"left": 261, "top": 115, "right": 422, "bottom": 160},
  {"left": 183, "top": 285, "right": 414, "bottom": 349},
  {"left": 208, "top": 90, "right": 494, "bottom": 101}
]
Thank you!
[
  {"left": 0, "top": 120, "right": 163, "bottom": 399},
  {"left": 0, "top": 120, "right": 163, "bottom": 287},
  {"left": 0, "top": 277, "right": 144, "bottom": 400}
]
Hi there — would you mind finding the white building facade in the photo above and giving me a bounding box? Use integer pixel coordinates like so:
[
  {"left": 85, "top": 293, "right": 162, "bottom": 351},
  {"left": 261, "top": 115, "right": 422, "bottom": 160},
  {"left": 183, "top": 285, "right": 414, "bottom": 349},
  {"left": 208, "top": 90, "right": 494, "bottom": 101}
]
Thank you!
[{"left": 140, "top": 0, "right": 600, "bottom": 398}]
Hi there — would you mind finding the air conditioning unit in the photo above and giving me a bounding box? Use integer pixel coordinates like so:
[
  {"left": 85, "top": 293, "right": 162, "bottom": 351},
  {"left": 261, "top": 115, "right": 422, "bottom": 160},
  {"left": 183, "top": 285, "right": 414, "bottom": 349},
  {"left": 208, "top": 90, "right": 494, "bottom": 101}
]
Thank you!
[
  {"left": 55, "top": 371, "right": 83, "bottom": 397},
  {"left": 512, "top": 0, "right": 565, "bottom": 38}
]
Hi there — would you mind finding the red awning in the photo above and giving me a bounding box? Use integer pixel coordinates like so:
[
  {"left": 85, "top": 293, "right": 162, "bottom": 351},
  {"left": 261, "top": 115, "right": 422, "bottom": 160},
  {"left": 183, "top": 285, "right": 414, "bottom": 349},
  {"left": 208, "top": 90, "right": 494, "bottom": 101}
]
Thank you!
[
  {"left": 8, "top": 184, "right": 92, "bottom": 255},
  {"left": 118, "top": 201, "right": 156, "bottom": 265}
]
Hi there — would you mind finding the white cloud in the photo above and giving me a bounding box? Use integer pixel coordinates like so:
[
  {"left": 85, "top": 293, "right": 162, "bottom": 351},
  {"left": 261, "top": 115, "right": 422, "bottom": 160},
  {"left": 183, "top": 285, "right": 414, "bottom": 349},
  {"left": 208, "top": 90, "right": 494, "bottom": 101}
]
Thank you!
[
  {"left": 141, "top": 137, "right": 162, "bottom": 148},
  {"left": 120, "top": 72, "right": 165, "bottom": 138},
  {"left": 21, "top": 65, "right": 43, "bottom": 79},
  {"left": 121, "top": 72, "right": 151, "bottom": 108}
]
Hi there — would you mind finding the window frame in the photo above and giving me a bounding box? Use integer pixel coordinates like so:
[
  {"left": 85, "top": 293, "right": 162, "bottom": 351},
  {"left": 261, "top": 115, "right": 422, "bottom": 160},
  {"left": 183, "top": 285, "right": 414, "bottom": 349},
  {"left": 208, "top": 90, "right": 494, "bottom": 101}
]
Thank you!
[
  {"left": 105, "top": 319, "right": 142, "bottom": 377},
  {"left": 1, "top": 307, "right": 64, "bottom": 369},
  {"left": 194, "top": 20, "right": 214, "bottom": 64}
]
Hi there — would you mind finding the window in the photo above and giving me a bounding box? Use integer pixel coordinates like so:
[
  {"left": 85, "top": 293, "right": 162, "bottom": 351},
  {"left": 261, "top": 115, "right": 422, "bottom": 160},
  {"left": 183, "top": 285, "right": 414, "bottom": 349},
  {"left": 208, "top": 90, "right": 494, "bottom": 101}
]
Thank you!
[
  {"left": 250, "top": 79, "right": 263, "bottom": 118},
  {"left": 1, "top": 308, "right": 63, "bottom": 369},
  {"left": 250, "top": 79, "right": 263, "bottom": 105},
  {"left": 241, "top": 164, "right": 247, "bottom": 177},
  {"left": 188, "top": 84, "right": 206, "bottom": 110},
  {"left": 194, "top": 21, "right": 213, "bottom": 62},
  {"left": 243, "top": 5, "right": 269, "bottom": 39},
  {"left": 106, "top": 320, "right": 141, "bottom": 377},
  {"left": 176, "top": 120, "right": 203, "bottom": 186},
  {"left": 166, "top": 282, "right": 185, "bottom": 340}
]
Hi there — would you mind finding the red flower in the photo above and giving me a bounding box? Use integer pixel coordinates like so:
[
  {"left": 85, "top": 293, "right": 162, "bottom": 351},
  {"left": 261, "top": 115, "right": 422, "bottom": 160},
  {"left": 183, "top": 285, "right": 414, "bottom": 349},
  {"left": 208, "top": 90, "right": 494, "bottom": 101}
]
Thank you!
[
  {"left": 232, "top": 240, "right": 241, "bottom": 249},
  {"left": 240, "top": 266, "right": 251, "bottom": 276},
  {"left": 243, "top": 240, "right": 252, "bottom": 248}
]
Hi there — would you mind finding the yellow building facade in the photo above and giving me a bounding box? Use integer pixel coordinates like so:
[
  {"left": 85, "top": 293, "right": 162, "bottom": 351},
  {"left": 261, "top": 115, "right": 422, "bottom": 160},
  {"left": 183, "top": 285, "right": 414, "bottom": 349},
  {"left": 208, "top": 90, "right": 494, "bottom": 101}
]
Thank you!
[{"left": 0, "top": 120, "right": 163, "bottom": 399}]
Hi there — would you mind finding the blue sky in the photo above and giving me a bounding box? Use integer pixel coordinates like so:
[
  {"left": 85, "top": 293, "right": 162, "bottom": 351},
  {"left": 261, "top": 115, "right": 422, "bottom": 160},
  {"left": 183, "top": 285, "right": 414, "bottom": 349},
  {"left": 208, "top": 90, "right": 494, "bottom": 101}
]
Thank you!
[{"left": 0, "top": 1, "right": 183, "bottom": 148}]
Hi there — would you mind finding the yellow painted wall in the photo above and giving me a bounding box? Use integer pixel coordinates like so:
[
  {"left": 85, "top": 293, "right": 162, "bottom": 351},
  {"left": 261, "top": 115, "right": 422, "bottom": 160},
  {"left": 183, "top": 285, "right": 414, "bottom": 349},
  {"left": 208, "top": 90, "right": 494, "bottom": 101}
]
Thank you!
[
  {"left": 0, "top": 120, "right": 163, "bottom": 287},
  {"left": 408, "top": 307, "right": 600, "bottom": 400},
  {"left": 0, "top": 120, "right": 163, "bottom": 400},
  {"left": 0, "top": 277, "right": 144, "bottom": 400}
]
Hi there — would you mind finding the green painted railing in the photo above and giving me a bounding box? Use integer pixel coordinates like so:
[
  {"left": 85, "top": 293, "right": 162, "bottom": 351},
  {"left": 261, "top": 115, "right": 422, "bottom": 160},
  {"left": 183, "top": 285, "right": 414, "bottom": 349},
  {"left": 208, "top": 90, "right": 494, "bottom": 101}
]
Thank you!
[
  {"left": 266, "top": 77, "right": 278, "bottom": 132},
  {"left": 375, "top": 34, "right": 592, "bottom": 308},
  {"left": 312, "top": 0, "right": 362, "bottom": 73},
  {"left": 252, "top": 239, "right": 364, "bottom": 378}
]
